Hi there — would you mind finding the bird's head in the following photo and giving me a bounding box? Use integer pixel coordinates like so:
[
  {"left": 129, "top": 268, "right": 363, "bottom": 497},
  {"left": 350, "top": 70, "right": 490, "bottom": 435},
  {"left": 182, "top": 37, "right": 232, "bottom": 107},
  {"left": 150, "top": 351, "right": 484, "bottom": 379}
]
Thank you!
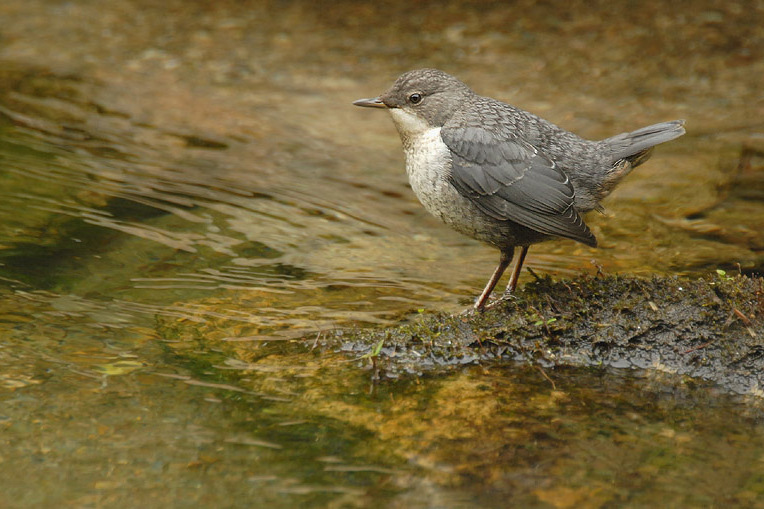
[{"left": 354, "top": 69, "right": 473, "bottom": 138}]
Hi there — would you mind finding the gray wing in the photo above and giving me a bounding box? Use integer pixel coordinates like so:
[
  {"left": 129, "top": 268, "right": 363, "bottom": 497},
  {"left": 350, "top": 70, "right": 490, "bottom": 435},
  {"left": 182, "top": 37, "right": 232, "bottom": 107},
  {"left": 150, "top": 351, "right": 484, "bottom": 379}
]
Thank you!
[{"left": 441, "top": 125, "right": 596, "bottom": 247}]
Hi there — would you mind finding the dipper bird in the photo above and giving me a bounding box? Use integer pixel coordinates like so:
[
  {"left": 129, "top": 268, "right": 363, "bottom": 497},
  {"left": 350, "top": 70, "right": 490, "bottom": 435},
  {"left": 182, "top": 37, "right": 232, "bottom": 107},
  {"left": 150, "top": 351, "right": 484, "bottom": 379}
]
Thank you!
[{"left": 353, "top": 69, "right": 685, "bottom": 311}]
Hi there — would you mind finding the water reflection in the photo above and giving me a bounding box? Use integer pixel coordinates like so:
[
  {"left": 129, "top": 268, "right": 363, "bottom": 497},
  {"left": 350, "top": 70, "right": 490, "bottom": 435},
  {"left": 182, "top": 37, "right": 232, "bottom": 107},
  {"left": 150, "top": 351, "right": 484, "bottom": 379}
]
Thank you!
[
  {"left": 0, "top": 82, "right": 465, "bottom": 333},
  {"left": 5, "top": 292, "right": 762, "bottom": 509},
  {"left": 4, "top": 90, "right": 756, "bottom": 338},
  {"left": 0, "top": 0, "right": 762, "bottom": 506},
  {"left": 2, "top": 62, "right": 760, "bottom": 337}
]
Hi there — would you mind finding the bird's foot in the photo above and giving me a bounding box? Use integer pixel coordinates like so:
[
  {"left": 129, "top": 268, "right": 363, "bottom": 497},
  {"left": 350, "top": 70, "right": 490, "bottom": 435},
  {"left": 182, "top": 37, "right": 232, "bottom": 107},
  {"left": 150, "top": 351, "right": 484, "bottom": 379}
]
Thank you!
[
  {"left": 482, "top": 291, "right": 518, "bottom": 310},
  {"left": 500, "top": 289, "right": 519, "bottom": 300},
  {"left": 461, "top": 299, "right": 491, "bottom": 315},
  {"left": 483, "top": 297, "right": 509, "bottom": 311},
  {"left": 467, "top": 294, "right": 514, "bottom": 313}
]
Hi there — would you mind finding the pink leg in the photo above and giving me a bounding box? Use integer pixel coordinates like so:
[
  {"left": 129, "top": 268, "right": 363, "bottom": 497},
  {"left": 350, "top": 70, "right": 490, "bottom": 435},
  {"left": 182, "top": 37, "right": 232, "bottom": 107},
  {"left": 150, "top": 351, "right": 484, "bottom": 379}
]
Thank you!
[
  {"left": 474, "top": 249, "right": 514, "bottom": 311},
  {"left": 506, "top": 246, "right": 529, "bottom": 294}
]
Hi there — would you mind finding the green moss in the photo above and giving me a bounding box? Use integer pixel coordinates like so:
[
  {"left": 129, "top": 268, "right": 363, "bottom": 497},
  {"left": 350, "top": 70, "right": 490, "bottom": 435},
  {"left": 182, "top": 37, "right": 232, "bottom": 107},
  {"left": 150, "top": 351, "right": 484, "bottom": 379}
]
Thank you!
[{"left": 335, "top": 274, "right": 764, "bottom": 395}]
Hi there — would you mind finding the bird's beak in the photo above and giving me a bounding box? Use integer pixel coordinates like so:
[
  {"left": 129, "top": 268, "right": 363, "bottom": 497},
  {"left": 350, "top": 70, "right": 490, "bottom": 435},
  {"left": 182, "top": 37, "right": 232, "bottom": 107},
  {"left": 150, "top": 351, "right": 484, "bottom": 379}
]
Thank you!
[{"left": 353, "top": 97, "right": 387, "bottom": 108}]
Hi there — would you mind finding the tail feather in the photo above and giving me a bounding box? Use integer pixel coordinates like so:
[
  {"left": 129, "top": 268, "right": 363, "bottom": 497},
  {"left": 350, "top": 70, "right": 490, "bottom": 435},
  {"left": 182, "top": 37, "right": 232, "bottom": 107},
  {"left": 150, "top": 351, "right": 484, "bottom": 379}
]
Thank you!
[
  {"left": 592, "top": 120, "right": 685, "bottom": 203},
  {"left": 604, "top": 120, "right": 685, "bottom": 161}
]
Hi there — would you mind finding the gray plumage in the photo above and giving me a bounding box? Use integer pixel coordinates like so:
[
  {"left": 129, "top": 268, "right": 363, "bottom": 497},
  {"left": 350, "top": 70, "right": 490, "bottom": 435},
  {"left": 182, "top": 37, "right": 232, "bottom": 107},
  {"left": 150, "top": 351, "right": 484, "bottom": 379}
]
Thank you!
[{"left": 354, "top": 68, "right": 685, "bottom": 310}]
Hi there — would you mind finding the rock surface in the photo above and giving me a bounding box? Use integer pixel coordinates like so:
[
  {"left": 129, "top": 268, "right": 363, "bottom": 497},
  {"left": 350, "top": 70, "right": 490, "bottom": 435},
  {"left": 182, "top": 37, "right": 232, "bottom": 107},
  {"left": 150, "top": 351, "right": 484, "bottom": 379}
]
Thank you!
[{"left": 335, "top": 274, "right": 764, "bottom": 395}]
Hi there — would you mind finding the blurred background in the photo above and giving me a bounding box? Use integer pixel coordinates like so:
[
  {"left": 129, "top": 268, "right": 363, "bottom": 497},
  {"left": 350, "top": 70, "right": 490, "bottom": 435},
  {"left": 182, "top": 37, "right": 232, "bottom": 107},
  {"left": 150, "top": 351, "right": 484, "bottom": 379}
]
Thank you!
[{"left": 0, "top": 1, "right": 762, "bottom": 507}]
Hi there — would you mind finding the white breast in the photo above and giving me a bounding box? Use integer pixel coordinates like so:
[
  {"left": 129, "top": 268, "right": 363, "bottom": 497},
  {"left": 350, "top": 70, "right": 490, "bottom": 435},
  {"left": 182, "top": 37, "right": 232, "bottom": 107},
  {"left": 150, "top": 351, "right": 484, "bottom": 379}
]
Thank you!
[{"left": 388, "top": 109, "right": 510, "bottom": 247}]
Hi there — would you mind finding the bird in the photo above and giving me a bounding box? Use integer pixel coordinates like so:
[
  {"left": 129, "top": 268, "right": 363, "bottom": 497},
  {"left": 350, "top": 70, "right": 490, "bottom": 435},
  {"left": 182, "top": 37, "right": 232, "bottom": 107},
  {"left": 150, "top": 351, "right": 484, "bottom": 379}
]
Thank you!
[{"left": 353, "top": 69, "right": 685, "bottom": 311}]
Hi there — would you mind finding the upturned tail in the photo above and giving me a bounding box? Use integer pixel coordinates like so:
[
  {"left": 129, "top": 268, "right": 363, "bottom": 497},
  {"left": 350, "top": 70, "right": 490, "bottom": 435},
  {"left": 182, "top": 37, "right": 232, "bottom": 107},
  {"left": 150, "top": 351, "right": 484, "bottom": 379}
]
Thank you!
[
  {"left": 604, "top": 119, "right": 686, "bottom": 163},
  {"left": 592, "top": 120, "right": 685, "bottom": 201}
]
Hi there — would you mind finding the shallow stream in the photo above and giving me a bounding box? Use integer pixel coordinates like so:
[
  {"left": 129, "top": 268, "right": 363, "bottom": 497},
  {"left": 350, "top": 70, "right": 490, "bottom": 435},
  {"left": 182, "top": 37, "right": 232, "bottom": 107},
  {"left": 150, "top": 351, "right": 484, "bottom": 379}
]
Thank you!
[{"left": 1, "top": 1, "right": 762, "bottom": 506}]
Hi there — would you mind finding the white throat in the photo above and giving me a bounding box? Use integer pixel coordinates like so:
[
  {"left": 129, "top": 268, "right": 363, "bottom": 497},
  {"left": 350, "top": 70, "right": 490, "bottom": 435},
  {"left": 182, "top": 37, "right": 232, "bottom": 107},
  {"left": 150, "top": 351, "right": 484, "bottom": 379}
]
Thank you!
[{"left": 388, "top": 108, "right": 433, "bottom": 147}]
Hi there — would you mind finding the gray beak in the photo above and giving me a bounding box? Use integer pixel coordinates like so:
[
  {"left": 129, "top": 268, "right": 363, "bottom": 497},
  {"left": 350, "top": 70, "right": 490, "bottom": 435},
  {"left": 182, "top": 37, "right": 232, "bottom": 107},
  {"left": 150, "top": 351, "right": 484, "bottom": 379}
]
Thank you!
[{"left": 353, "top": 97, "right": 387, "bottom": 108}]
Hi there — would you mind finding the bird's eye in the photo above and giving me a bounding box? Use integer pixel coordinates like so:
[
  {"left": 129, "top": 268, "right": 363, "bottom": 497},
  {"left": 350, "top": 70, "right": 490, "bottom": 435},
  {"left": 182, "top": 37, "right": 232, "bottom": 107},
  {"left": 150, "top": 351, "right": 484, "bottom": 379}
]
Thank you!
[{"left": 408, "top": 93, "right": 422, "bottom": 104}]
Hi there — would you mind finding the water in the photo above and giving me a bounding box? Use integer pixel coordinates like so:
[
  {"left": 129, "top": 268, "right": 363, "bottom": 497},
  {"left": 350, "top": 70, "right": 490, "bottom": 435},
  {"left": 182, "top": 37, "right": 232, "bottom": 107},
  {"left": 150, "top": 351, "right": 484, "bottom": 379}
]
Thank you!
[{"left": 0, "top": 0, "right": 763, "bottom": 506}]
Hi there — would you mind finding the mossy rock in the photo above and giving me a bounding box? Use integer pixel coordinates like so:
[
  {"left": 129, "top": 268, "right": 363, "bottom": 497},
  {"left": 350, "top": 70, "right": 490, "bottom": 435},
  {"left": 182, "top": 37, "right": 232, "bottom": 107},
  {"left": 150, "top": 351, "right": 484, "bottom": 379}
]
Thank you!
[{"left": 335, "top": 274, "right": 764, "bottom": 395}]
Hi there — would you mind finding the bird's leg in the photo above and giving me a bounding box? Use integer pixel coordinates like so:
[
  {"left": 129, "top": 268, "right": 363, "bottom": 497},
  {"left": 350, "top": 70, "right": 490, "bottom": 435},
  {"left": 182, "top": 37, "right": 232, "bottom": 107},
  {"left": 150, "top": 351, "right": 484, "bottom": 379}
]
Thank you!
[
  {"left": 506, "top": 246, "right": 529, "bottom": 294},
  {"left": 474, "top": 249, "right": 514, "bottom": 311}
]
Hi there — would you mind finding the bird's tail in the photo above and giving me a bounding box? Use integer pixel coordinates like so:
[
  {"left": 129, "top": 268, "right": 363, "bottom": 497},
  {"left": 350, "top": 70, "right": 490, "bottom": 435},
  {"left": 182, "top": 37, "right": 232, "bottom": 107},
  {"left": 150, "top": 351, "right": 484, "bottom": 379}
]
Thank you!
[
  {"left": 603, "top": 120, "right": 686, "bottom": 162},
  {"left": 592, "top": 120, "right": 685, "bottom": 204}
]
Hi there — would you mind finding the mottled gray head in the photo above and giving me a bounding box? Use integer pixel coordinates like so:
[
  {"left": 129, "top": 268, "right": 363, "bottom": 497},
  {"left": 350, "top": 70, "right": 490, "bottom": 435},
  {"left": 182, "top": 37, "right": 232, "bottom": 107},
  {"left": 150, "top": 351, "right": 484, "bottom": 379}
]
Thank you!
[{"left": 354, "top": 69, "right": 474, "bottom": 131}]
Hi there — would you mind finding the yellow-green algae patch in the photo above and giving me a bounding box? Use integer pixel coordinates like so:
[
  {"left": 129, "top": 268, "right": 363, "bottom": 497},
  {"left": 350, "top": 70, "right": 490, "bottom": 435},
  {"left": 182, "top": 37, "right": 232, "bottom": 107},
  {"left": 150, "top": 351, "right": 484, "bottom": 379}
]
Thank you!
[{"left": 157, "top": 273, "right": 763, "bottom": 396}]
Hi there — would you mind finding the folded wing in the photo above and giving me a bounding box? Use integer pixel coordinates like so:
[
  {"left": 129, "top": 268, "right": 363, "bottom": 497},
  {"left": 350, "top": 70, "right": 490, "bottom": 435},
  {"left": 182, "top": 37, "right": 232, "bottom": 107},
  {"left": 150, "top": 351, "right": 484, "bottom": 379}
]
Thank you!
[{"left": 441, "top": 125, "right": 596, "bottom": 247}]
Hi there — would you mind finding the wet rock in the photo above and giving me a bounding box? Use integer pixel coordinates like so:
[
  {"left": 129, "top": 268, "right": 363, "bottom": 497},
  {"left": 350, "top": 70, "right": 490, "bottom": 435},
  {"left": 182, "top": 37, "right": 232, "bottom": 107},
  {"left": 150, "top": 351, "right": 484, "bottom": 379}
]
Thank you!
[{"left": 336, "top": 274, "right": 764, "bottom": 396}]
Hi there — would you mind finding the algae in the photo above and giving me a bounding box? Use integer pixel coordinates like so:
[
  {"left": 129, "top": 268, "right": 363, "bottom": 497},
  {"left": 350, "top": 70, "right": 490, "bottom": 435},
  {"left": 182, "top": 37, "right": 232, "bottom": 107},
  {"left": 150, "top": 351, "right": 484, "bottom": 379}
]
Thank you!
[{"left": 335, "top": 273, "right": 764, "bottom": 396}]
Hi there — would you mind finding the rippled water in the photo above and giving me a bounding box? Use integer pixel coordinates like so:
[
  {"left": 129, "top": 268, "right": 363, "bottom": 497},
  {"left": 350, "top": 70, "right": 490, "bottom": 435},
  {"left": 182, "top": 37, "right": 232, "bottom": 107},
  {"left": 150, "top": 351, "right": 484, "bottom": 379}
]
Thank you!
[{"left": 0, "top": 0, "right": 763, "bottom": 507}]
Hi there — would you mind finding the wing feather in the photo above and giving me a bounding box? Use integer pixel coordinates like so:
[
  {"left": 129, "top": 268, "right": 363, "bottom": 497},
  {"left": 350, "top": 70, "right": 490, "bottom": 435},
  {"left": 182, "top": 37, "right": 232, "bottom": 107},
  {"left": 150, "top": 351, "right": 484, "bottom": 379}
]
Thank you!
[{"left": 441, "top": 125, "right": 596, "bottom": 247}]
